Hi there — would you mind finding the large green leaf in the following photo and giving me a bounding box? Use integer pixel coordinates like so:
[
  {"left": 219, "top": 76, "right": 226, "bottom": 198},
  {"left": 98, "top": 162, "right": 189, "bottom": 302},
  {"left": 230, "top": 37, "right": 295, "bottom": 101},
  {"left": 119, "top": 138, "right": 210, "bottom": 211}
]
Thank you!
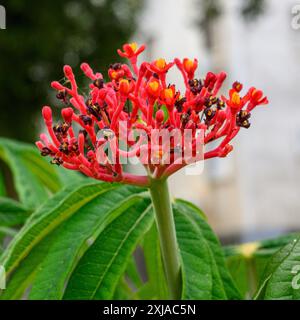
[
  {"left": 0, "top": 197, "right": 29, "bottom": 227},
  {"left": 224, "top": 233, "right": 300, "bottom": 298},
  {"left": 0, "top": 138, "right": 84, "bottom": 209},
  {"left": 28, "top": 186, "right": 147, "bottom": 299},
  {"left": 113, "top": 278, "right": 133, "bottom": 300},
  {"left": 63, "top": 200, "right": 153, "bottom": 300},
  {"left": 0, "top": 138, "right": 50, "bottom": 209},
  {"left": 125, "top": 255, "right": 144, "bottom": 290},
  {"left": 255, "top": 236, "right": 300, "bottom": 300},
  {"left": 0, "top": 231, "right": 59, "bottom": 300},
  {"left": 139, "top": 223, "right": 168, "bottom": 299},
  {"left": 0, "top": 181, "right": 120, "bottom": 276},
  {"left": 174, "top": 199, "right": 241, "bottom": 300},
  {"left": 0, "top": 171, "right": 6, "bottom": 197}
]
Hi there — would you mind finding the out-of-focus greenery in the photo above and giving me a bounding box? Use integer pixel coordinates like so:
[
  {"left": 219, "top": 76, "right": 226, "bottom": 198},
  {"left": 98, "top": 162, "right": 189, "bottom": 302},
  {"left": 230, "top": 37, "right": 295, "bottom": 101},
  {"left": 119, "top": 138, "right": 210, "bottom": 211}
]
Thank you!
[{"left": 0, "top": 0, "right": 142, "bottom": 142}]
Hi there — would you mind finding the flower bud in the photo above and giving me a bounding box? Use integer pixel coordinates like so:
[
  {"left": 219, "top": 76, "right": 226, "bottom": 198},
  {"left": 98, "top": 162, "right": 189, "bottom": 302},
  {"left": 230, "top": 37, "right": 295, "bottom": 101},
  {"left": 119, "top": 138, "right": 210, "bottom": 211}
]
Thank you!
[
  {"left": 80, "top": 62, "right": 95, "bottom": 79},
  {"left": 51, "top": 81, "right": 65, "bottom": 91},
  {"left": 63, "top": 65, "right": 74, "bottom": 80},
  {"left": 119, "top": 79, "right": 130, "bottom": 95},
  {"left": 61, "top": 107, "right": 73, "bottom": 123},
  {"left": 156, "top": 109, "right": 165, "bottom": 123},
  {"left": 42, "top": 106, "right": 52, "bottom": 125}
]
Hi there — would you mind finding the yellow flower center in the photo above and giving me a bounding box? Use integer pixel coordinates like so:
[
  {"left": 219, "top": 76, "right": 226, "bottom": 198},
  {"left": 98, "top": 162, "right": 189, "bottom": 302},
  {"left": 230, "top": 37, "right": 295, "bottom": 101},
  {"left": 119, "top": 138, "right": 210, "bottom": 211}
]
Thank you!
[
  {"left": 164, "top": 88, "right": 174, "bottom": 99},
  {"left": 155, "top": 58, "right": 166, "bottom": 70},
  {"left": 232, "top": 92, "right": 241, "bottom": 105},
  {"left": 148, "top": 81, "right": 159, "bottom": 92},
  {"left": 120, "top": 79, "right": 129, "bottom": 86},
  {"left": 111, "top": 71, "right": 118, "bottom": 79},
  {"left": 184, "top": 59, "right": 194, "bottom": 70},
  {"left": 129, "top": 42, "right": 138, "bottom": 52}
]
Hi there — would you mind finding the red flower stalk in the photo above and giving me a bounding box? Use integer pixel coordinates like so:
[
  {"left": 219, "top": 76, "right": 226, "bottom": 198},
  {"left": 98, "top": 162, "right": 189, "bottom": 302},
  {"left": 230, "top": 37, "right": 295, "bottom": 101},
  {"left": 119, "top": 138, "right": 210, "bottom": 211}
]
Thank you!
[{"left": 37, "top": 43, "right": 268, "bottom": 187}]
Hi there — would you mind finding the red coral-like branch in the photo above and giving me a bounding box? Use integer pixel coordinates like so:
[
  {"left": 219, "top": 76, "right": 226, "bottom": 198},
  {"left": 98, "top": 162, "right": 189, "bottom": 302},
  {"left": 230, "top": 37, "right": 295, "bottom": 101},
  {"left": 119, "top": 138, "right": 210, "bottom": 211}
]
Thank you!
[{"left": 36, "top": 42, "right": 268, "bottom": 187}]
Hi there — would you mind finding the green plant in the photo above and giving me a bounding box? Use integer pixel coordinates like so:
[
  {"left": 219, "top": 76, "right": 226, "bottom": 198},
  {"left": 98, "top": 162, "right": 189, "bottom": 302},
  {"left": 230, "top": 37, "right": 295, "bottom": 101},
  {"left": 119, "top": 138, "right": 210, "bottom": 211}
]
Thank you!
[
  {"left": 0, "top": 138, "right": 299, "bottom": 300},
  {"left": 0, "top": 43, "right": 298, "bottom": 301}
]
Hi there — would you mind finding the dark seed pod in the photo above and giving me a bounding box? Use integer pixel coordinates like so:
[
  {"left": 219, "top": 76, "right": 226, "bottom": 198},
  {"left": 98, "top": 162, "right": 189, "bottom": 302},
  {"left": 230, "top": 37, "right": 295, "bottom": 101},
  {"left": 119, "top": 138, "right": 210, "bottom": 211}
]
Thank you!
[
  {"left": 79, "top": 115, "right": 93, "bottom": 126},
  {"left": 41, "top": 147, "right": 53, "bottom": 157},
  {"left": 86, "top": 98, "right": 93, "bottom": 107},
  {"left": 189, "top": 79, "right": 203, "bottom": 95},
  {"left": 204, "top": 97, "right": 212, "bottom": 108},
  {"left": 59, "top": 141, "right": 69, "bottom": 155},
  {"left": 70, "top": 141, "right": 79, "bottom": 154},
  {"left": 217, "top": 100, "right": 225, "bottom": 109},
  {"left": 56, "top": 89, "right": 67, "bottom": 100},
  {"left": 79, "top": 129, "right": 88, "bottom": 137},
  {"left": 109, "top": 63, "right": 122, "bottom": 70},
  {"left": 175, "top": 97, "right": 186, "bottom": 112},
  {"left": 50, "top": 157, "right": 63, "bottom": 166},
  {"left": 209, "top": 95, "right": 218, "bottom": 105},
  {"left": 86, "top": 103, "right": 101, "bottom": 120},
  {"left": 93, "top": 78, "right": 104, "bottom": 89},
  {"left": 180, "top": 113, "right": 189, "bottom": 126},
  {"left": 236, "top": 110, "right": 251, "bottom": 128},
  {"left": 204, "top": 107, "right": 216, "bottom": 123}
]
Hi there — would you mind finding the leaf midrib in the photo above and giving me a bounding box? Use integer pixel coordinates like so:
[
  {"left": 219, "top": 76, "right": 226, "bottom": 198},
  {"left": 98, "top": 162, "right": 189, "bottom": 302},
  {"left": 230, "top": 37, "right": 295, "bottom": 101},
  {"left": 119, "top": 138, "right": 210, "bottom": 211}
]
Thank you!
[{"left": 89, "top": 205, "right": 152, "bottom": 299}]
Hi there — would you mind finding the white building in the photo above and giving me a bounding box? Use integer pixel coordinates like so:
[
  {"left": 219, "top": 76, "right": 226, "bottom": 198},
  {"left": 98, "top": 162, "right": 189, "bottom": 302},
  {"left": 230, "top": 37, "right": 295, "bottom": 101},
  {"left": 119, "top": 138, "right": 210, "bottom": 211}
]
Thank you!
[{"left": 135, "top": 0, "right": 300, "bottom": 241}]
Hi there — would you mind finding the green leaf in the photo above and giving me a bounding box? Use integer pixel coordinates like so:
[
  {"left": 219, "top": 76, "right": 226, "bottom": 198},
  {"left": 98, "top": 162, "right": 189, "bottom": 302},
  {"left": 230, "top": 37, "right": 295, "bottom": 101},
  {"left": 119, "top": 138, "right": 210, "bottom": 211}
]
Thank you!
[
  {"left": 0, "top": 138, "right": 85, "bottom": 209},
  {"left": 0, "top": 171, "right": 6, "bottom": 197},
  {"left": 125, "top": 255, "right": 143, "bottom": 290},
  {"left": 0, "top": 138, "right": 56, "bottom": 209},
  {"left": 223, "top": 233, "right": 300, "bottom": 298},
  {"left": 141, "top": 222, "right": 168, "bottom": 299},
  {"left": 255, "top": 236, "right": 300, "bottom": 300},
  {"left": 0, "top": 231, "right": 58, "bottom": 300},
  {"left": 54, "top": 165, "right": 86, "bottom": 187},
  {"left": 28, "top": 185, "right": 147, "bottom": 299},
  {"left": 63, "top": 200, "right": 153, "bottom": 300},
  {"left": 174, "top": 200, "right": 241, "bottom": 300},
  {"left": 0, "top": 227, "right": 17, "bottom": 237},
  {"left": 113, "top": 278, "right": 133, "bottom": 300},
  {"left": 0, "top": 181, "right": 120, "bottom": 275},
  {"left": 0, "top": 197, "right": 29, "bottom": 227}
]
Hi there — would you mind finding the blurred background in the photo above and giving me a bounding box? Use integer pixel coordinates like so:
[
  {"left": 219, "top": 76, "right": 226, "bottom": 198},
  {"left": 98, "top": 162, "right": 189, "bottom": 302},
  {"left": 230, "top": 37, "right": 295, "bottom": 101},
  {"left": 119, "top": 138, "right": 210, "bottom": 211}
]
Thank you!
[{"left": 0, "top": 0, "right": 299, "bottom": 244}]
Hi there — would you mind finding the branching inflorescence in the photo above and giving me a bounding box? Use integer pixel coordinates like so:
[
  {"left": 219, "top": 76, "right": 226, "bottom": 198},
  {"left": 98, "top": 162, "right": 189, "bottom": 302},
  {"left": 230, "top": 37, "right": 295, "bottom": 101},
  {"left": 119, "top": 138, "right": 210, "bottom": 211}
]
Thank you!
[{"left": 36, "top": 43, "right": 268, "bottom": 187}]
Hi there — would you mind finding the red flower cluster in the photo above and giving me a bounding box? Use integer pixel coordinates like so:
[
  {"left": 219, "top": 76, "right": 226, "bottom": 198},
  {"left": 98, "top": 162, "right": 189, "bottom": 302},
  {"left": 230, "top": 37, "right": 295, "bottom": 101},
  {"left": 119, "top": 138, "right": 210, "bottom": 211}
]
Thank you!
[{"left": 36, "top": 42, "right": 268, "bottom": 187}]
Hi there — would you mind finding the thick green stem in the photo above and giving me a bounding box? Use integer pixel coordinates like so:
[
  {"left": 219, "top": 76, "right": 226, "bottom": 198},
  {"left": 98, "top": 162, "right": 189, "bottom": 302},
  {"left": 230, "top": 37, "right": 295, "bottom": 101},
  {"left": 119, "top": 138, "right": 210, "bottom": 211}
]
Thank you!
[{"left": 149, "top": 178, "right": 181, "bottom": 299}]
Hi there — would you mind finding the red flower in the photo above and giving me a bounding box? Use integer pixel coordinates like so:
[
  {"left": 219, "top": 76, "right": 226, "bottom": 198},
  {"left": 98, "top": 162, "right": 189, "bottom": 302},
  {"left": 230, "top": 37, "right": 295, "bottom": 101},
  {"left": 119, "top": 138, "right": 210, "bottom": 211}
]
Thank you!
[
  {"left": 148, "top": 58, "right": 174, "bottom": 75},
  {"left": 146, "top": 79, "right": 161, "bottom": 98},
  {"left": 117, "top": 42, "right": 145, "bottom": 59},
  {"left": 183, "top": 58, "right": 198, "bottom": 79},
  {"left": 160, "top": 85, "right": 177, "bottom": 106},
  {"left": 247, "top": 88, "right": 269, "bottom": 111},
  {"left": 36, "top": 42, "right": 268, "bottom": 186},
  {"left": 118, "top": 79, "right": 134, "bottom": 96}
]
